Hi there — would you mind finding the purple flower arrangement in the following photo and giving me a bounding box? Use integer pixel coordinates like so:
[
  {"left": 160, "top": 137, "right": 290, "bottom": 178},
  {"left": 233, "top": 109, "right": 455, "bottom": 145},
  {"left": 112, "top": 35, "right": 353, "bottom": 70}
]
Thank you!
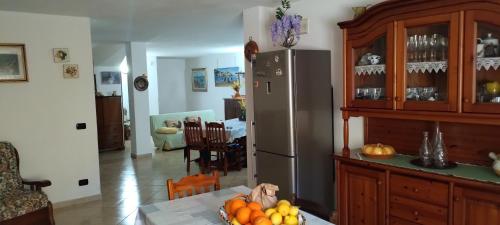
[{"left": 271, "top": 0, "right": 302, "bottom": 48}]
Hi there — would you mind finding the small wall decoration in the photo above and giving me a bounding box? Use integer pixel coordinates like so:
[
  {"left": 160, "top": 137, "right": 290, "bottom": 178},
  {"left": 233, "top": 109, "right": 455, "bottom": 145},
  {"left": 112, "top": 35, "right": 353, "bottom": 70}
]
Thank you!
[
  {"left": 0, "top": 44, "right": 28, "bottom": 82},
  {"left": 63, "top": 64, "right": 79, "bottom": 78},
  {"left": 53, "top": 48, "right": 70, "bottom": 63},
  {"left": 134, "top": 74, "right": 149, "bottom": 91},
  {"left": 214, "top": 67, "right": 240, "bottom": 87},
  {"left": 101, "top": 71, "right": 121, "bottom": 85},
  {"left": 192, "top": 68, "right": 207, "bottom": 92}
]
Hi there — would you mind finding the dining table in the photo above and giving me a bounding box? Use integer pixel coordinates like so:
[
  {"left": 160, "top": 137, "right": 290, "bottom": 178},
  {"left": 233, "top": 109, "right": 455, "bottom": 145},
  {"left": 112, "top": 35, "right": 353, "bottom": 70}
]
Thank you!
[
  {"left": 207, "top": 118, "right": 246, "bottom": 142},
  {"left": 134, "top": 185, "right": 334, "bottom": 225}
]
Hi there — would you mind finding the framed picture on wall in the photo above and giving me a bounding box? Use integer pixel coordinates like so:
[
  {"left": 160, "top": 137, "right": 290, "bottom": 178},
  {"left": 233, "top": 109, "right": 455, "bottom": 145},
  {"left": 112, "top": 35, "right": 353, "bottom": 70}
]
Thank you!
[
  {"left": 101, "top": 71, "right": 121, "bottom": 85},
  {"left": 52, "top": 48, "right": 70, "bottom": 63},
  {"left": 191, "top": 68, "right": 207, "bottom": 92},
  {"left": 0, "top": 44, "right": 28, "bottom": 82},
  {"left": 214, "top": 67, "right": 239, "bottom": 87}
]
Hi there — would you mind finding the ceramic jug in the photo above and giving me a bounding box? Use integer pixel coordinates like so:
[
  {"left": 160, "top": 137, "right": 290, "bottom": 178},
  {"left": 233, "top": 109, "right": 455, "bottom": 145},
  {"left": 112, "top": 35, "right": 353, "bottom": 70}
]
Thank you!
[{"left": 489, "top": 152, "right": 500, "bottom": 176}]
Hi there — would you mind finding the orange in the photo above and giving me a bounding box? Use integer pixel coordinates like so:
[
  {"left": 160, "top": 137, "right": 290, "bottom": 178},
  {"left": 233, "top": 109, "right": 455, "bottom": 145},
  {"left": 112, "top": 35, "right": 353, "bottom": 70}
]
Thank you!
[
  {"left": 236, "top": 207, "right": 252, "bottom": 224},
  {"left": 230, "top": 199, "right": 247, "bottom": 216},
  {"left": 253, "top": 216, "right": 272, "bottom": 225},
  {"left": 225, "top": 199, "right": 234, "bottom": 213},
  {"left": 250, "top": 210, "right": 266, "bottom": 223},
  {"left": 247, "top": 202, "right": 262, "bottom": 212}
]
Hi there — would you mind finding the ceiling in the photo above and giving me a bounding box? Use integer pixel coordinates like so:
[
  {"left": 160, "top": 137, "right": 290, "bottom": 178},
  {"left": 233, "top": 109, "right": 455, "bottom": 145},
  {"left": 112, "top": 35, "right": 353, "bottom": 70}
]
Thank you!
[{"left": 0, "top": 0, "right": 280, "bottom": 65}]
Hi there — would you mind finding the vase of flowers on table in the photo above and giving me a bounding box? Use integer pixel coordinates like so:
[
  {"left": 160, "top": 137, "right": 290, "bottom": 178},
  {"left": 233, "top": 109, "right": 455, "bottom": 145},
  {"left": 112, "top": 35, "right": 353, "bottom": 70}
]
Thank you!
[{"left": 271, "top": 0, "right": 302, "bottom": 48}]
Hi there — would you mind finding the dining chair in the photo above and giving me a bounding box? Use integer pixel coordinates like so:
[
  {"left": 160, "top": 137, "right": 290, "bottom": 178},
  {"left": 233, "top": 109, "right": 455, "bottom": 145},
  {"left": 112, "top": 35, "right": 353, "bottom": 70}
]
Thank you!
[
  {"left": 183, "top": 118, "right": 206, "bottom": 173},
  {"left": 166, "top": 171, "right": 220, "bottom": 200},
  {"left": 205, "top": 122, "right": 242, "bottom": 175}
]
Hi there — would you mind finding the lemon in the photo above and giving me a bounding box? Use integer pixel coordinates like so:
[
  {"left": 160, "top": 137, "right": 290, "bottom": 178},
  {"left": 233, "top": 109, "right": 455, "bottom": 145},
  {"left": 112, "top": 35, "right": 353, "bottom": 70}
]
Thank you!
[
  {"left": 270, "top": 212, "right": 283, "bottom": 225},
  {"left": 231, "top": 218, "right": 241, "bottom": 225},
  {"left": 284, "top": 215, "right": 299, "bottom": 225},
  {"left": 289, "top": 206, "right": 299, "bottom": 216},
  {"left": 265, "top": 208, "right": 277, "bottom": 217},
  {"left": 277, "top": 200, "right": 291, "bottom": 207},
  {"left": 277, "top": 204, "right": 290, "bottom": 216}
]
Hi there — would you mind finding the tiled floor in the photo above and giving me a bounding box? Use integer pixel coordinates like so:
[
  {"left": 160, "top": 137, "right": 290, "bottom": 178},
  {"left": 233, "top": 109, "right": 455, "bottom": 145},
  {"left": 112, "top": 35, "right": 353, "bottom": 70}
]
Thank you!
[{"left": 54, "top": 141, "right": 247, "bottom": 225}]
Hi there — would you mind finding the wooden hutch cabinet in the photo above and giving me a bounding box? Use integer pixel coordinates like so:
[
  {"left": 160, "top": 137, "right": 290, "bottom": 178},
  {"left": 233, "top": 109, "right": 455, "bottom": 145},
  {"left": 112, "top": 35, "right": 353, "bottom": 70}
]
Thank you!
[{"left": 336, "top": 1, "right": 500, "bottom": 225}]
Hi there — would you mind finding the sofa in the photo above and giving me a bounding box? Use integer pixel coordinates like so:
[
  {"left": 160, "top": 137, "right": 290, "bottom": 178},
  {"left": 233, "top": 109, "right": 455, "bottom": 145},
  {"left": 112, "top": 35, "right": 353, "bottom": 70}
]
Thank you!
[{"left": 150, "top": 109, "right": 216, "bottom": 150}]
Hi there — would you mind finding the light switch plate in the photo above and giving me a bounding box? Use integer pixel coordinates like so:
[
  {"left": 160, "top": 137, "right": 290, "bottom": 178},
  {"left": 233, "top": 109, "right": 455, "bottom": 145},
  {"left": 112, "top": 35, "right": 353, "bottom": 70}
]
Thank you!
[{"left": 300, "top": 18, "right": 309, "bottom": 34}]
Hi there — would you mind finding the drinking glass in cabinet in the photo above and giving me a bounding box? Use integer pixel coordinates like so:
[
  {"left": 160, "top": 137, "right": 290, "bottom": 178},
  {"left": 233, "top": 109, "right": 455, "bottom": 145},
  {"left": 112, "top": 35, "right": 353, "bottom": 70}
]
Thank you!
[
  {"left": 353, "top": 35, "right": 387, "bottom": 100},
  {"left": 475, "top": 23, "right": 500, "bottom": 104},
  {"left": 406, "top": 24, "right": 449, "bottom": 102}
]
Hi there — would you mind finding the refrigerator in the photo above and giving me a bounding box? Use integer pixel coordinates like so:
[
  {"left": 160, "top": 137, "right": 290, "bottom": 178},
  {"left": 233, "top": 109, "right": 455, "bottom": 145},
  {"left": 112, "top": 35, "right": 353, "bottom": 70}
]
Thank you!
[{"left": 252, "top": 49, "right": 334, "bottom": 212}]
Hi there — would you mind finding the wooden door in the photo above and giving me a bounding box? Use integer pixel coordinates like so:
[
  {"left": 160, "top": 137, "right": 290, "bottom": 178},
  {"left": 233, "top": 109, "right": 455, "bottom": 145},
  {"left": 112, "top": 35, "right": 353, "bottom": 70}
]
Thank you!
[
  {"left": 396, "top": 13, "right": 460, "bottom": 112},
  {"left": 340, "top": 164, "right": 386, "bottom": 225},
  {"left": 453, "top": 186, "right": 500, "bottom": 225},
  {"left": 346, "top": 23, "right": 395, "bottom": 109},
  {"left": 463, "top": 10, "right": 500, "bottom": 114}
]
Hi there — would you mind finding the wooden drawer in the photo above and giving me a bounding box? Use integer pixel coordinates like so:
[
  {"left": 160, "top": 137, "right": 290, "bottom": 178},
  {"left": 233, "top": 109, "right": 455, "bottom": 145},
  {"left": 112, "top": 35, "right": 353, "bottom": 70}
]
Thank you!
[
  {"left": 391, "top": 174, "right": 448, "bottom": 206},
  {"left": 390, "top": 217, "right": 421, "bottom": 225},
  {"left": 390, "top": 196, "right": 448, "bottom": 225}
]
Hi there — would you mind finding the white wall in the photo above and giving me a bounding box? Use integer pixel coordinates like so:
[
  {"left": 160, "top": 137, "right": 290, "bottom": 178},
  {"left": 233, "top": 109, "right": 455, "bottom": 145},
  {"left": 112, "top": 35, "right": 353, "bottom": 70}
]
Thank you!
[
  {"left": 157, "top": 58, "right": 188, "bottom": 114},
  {"left": 184, "top": 52, "right": 245, "bottom": 120},
  {"left": 147, "top": 54, "right": 159, "bottom": 115},
  {"left": 0, "top": 11, "right": 100, "bottom": 203}
]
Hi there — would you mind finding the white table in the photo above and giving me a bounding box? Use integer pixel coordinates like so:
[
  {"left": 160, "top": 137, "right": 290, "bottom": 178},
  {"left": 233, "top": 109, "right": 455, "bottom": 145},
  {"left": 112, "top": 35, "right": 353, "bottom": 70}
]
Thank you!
[{"left": 135, "top": 186, "right": 334, "bottom": 225}]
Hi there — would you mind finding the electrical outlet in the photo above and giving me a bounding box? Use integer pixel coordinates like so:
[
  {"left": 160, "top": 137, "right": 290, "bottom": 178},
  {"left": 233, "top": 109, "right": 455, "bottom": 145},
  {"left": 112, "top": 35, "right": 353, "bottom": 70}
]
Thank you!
[
  {"left": 79, "top": 179, "right": 88, "bottom": 186},
  {"left": 300, "top": 18, "right": 309, "bottom": 34}
]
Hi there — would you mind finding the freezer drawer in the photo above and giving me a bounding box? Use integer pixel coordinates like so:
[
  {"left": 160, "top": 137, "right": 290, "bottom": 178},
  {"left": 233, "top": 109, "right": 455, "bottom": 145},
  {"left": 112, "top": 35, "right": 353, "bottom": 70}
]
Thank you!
[{"left": 256, "top": 151, "right": 296, "bottom": 201}]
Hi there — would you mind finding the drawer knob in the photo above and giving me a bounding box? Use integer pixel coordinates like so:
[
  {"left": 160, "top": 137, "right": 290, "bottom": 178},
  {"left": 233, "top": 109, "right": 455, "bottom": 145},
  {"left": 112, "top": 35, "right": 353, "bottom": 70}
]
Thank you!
[
  {"left": 377, "top": 181, "right": 382, "bottom": 185},
  {"left": 413, "top": 188, "right": 419, "bottom": 193},
  {"left": 413, "top": 211, "right": 419, "bottom": 216}
]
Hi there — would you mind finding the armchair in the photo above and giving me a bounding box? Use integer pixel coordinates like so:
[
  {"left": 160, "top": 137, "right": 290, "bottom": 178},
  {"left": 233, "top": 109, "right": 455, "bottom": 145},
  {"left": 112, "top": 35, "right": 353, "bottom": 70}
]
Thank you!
[{"left": 0, "top": 142, "right": 55, "bottom": 225}]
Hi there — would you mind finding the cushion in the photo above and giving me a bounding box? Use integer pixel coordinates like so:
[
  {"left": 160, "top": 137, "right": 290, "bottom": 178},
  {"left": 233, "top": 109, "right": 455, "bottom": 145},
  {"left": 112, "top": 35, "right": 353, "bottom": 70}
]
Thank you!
[
  {"left": 185, "top": 116, "right": 199, "bottom": 123},
  {"left": 164, "top": 120, "right": 182, "bottom": 129},
  {"left": 0, "top": 142, "right": 23, "bottom": 193},
  {"left": 155, "top": 127, "right": 178, "bottom": 134},
  {"left": 0, "top": 190, "right": 49, "bottom": 221}
]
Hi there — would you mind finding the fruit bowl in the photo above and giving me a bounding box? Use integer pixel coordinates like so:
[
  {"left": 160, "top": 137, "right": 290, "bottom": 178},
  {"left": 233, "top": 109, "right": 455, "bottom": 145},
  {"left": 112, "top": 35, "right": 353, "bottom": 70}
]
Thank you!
[
  {"left": 361, "top": 143, "right": 396, "bottom": 159},
  {"left": 218, "top": 206, "right": 306, "bottom": 225}
]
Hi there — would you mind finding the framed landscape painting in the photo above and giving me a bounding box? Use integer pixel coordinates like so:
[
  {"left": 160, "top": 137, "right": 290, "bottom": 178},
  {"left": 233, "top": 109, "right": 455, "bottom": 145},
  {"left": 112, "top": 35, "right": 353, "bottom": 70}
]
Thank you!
[
  {"left": 214, "top": 67, "right": 239, "bottom": 87},
  {"left": 101, "top": 71, "right": 121, "bottom": 85},
  {"left": 0, "top": 44, "right": 28, "bottom": 82},
  {"left": 192, "top": 68, "right": 207, "bottom": 92}
]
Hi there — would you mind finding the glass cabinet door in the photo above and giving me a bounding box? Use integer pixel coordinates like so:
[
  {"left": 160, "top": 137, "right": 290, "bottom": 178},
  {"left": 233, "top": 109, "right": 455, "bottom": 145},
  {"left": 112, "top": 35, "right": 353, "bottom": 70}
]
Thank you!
[
  {"left": 396, "top": 13, "right": 459, "bottom": 112},
  {"left": 463, "top": 11, "right": 500, "bottom": 113},
  {"left": 346, "top": 25, "right": 394, "bottom": 109}
]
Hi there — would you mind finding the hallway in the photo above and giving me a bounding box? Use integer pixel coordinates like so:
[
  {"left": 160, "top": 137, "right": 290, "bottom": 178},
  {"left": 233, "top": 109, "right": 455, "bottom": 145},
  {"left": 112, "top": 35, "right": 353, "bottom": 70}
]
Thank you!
[{"left": 54, "top": 142, "right": 247, "bottom": 225}]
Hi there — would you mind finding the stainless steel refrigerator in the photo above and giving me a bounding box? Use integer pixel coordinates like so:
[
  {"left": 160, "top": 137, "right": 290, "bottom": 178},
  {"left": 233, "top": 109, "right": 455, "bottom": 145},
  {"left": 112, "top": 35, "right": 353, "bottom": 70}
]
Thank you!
[{"left": 252, "top": 49, "right": 334, "bottom": 213}]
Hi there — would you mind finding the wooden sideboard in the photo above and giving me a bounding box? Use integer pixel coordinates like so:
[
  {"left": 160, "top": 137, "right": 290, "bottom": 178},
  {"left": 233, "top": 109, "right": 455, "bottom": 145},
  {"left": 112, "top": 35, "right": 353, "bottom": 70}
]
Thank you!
[
  {"left": 224, "top": 98, "right": 245, "bottom": 120},
  {"left": 96, "top": 96, "right": 124, "bottom": 151},
  {"left": 337, "top": 1, "right": 500, "bottom": 224}
]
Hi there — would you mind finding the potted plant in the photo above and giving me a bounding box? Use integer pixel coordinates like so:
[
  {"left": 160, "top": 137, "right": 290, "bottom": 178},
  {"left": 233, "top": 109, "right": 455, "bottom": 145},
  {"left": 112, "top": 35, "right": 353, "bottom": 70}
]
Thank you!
[{"left": 271, "top": 0, "right": 303, "bottom": 48}]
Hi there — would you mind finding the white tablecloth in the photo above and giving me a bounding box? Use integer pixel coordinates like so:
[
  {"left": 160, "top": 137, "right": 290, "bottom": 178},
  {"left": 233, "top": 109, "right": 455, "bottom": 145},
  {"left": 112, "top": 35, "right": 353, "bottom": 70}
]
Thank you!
[
  {"left": 135, "top": 186, "right": 333, "bottom": 225},
  {"left": 223, "top": 118, "right": 246, "bottom": 142}
]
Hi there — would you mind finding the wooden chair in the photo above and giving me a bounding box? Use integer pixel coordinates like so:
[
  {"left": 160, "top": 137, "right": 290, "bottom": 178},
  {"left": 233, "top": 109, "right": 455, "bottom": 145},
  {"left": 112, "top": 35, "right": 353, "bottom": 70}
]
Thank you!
[
  {"left": 205, "top": 122, "right": 242, "bottom": 175},
  {"left": 166, "top": 171, "right": 220, "bottom": 200},
  {"left": 183, "top": 118, "right": 206, "bottom": 173}
]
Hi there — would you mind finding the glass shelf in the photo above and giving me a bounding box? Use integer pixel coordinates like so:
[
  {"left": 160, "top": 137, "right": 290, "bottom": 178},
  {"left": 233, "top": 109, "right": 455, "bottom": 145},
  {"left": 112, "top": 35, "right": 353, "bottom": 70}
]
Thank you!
[
  {"left": 477, "top": 57, "right": 500, "bottom": 71},
  {"left": 407, "top": 61, "right": 448, "bottom": 74},
  {"left": 355, "top": 64, "right": 386, "bottom": 76}
]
